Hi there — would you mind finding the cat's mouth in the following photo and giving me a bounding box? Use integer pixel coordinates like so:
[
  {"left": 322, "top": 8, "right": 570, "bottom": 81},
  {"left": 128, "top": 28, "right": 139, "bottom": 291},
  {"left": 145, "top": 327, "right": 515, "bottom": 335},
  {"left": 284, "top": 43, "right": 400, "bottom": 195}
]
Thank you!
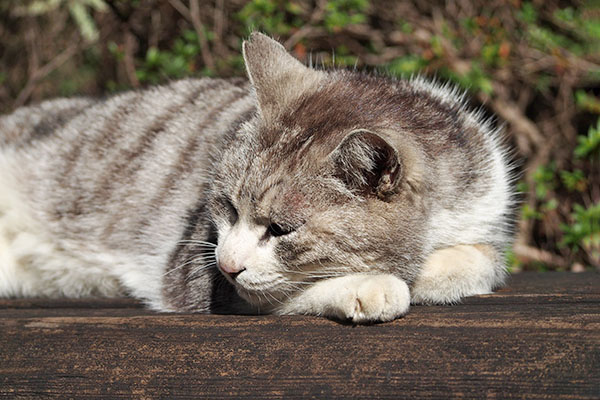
[
  {"left": 226, "top": 273, "right": 297, "bottom": 308},
  {"left": 234, "top": 284, "right": 286, "bottom": 309}
]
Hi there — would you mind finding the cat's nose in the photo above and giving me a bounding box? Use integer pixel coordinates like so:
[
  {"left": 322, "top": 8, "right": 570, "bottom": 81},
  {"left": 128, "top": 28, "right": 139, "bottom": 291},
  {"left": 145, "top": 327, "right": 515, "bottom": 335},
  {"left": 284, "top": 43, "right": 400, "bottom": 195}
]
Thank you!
[{"left": 219, "top": 262, "right": 246, "bottom": 280}]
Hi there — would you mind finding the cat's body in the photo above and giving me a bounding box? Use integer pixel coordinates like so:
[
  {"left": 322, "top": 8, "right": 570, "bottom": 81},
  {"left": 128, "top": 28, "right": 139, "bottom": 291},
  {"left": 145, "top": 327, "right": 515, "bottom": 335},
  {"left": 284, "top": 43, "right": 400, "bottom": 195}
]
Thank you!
[{"left": 0, "top": 34, "right": 514, "bottom": 322}]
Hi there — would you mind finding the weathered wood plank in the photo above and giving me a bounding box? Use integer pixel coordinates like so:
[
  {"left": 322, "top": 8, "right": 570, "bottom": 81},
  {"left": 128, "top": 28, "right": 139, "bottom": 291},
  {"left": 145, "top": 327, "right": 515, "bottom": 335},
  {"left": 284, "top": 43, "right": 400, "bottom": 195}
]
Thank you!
[{"left": 1, "top": 272, "right": 599, "bottom": 399}]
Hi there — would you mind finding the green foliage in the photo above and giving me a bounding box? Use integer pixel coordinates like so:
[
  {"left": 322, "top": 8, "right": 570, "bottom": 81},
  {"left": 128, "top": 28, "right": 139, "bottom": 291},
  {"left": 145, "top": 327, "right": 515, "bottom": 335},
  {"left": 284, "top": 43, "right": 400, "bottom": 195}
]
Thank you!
[
  {"left": 522, "top": 204, "right": 543, "bottom": 221},
  {"left": 532, "top": 163, "right": 556, "bottom": 200},
  {"left": 323, "top": 0, "right": 368, "bottom": 32},
  {"left": 441, "top": 63, "right": 494, "bottom": 95},
  {"left": 575, "top": 118, "right": 600, "bottom": 159},
  {"left": 560, "top": 203, "right": 600, "bottom": 262},
  {"left": 397, "top": 19, "right": 413, "bottom": 34},
  {"left": 560, "top": 169, "right": 587, "bottom": 192},
  {"left": 517, "top": 2, "right": 537, "bottom": 24},
  {"left": 328, "top": 45, "right": 358, "bottom": 67},
  {"left": 3, "top": 0, "right": 600, "bottom": 271},
  {"left": 387, "top": 55, "right": 427, "bottom": 76},
  {"left": 525, "top": 114, "right": 600, "bottom": 268},
  {"left": 519, "top": 4, "right": 600, "bottom": 57},
  {"left": 504, "top": 247, "right": 522, "bottom": 273},
  {"left": 238, "top": 0, "right": 303, "bottom": 35},
  {"left": 575, "top": 90, "right": 600, "bottom": 114},
  {"left": 238, "top": 0, "right": 368, "bottom": 35},
  {"left": 133, "top": 30, "right": 211, "bottom": 84},
  {"left": 554, "top": 7, "right": 600, "bottom": 43},
  {"left": 16, "top": 0, "right": 107, "bottom": 42}
]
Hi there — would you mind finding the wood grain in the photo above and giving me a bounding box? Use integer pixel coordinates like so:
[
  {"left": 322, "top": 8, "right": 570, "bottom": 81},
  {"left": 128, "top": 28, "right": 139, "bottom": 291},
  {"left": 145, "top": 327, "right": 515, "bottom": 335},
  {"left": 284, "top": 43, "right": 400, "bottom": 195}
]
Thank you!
[{"left": 1, "top": 272, "right": 599, "bottom": 399}]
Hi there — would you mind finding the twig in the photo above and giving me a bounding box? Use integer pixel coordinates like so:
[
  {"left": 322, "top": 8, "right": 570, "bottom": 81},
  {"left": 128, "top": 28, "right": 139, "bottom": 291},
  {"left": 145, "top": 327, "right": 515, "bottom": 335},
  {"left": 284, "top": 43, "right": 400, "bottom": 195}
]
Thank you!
[
  {"left": 213, "top": 0, "right": 226, "bottom": 57},
  {"left": 189, "top": 0, "right": 215, "bottom": 71},
  {"left": 284, "top": 0, "right": 327, "bottom": 49},
  {"left": 487, "top": 95, "right": 544, "bottom": 152},
  {"left": 124, "top": 31, "right": 140, "bottom": 87},
  {"left": 104, "top": 0, "right": 130, "bottom": 23},
  {"left": 513, "top": 243, "right": 570, "bottom": 270},
  {"left": 14, "top": 41, "right": 79, "bottom": 107},
  {"left": 168, "top": 0, "right": 215, "bottom": 71}
]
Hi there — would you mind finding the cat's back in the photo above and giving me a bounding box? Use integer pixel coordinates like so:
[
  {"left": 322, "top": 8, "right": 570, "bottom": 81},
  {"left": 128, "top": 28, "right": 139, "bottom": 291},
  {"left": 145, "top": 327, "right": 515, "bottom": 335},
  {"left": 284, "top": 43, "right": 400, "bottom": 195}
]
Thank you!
[
  {"left": 0, "top": 77, "right": 255, "bottom": 242},
  {"left": 0, "top": 77, "right": 254, "bottom": 300},
  {"left": 0, "top": 77, "right": 251, "bottom": 150},
  {"left": 0, "top": 97, "right": 97, "bottom": 148}
]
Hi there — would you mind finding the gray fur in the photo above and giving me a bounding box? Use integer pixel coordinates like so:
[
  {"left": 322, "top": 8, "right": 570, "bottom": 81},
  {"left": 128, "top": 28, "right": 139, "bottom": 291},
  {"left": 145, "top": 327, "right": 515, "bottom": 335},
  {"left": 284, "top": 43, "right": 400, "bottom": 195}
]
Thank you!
[{"left": 0, "top": 33, "right": 515, "bottom": 321}]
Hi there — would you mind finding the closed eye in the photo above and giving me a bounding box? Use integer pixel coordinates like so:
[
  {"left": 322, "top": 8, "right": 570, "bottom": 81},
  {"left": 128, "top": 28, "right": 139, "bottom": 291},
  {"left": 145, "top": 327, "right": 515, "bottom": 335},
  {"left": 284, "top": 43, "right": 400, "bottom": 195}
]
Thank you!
[
  {"left": 225, "top": 197, "right": 238, "bottom": 225},
  {"left": 267, "top": 222, "right": 294, "bottom": 237}
]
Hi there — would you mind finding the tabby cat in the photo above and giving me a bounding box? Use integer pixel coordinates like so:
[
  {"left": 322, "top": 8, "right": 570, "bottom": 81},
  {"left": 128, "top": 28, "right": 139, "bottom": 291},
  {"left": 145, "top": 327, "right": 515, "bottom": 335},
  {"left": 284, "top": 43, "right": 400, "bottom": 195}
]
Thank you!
[{"left": 0, "top": 33, "right": 514, "bottom": 323}]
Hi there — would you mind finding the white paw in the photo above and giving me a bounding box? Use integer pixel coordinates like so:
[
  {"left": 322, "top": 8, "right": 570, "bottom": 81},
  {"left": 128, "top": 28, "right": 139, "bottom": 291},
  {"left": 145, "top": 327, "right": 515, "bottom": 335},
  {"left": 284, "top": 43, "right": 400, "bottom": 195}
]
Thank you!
[{"left": 337, "top": 275, "right": 410, "bottom": 323}]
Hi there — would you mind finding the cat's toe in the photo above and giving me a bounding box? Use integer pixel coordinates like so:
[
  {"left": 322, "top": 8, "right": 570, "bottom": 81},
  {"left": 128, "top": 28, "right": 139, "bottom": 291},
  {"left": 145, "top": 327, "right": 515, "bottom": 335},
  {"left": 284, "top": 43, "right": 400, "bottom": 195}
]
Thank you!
[{"left": 350, "top": 275, "right": 410, "bottom": 323}]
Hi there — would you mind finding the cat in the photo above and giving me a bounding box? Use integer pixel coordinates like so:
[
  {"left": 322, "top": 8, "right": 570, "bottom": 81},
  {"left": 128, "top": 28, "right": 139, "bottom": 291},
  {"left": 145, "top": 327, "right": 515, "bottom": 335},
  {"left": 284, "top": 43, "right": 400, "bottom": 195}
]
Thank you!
[{"left": 0, "top": 33, "right": 515, "bottom": 323}]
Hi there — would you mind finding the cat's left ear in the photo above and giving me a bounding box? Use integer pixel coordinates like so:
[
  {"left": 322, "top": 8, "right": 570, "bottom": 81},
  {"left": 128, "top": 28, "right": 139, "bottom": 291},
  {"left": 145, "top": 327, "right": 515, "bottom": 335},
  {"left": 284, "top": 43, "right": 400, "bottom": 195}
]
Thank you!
[
  {"left": 330, "top": 130, "right": 402, "bottom": 199},
  {"left": 243, "top": 32, "right": 324, "bottom": 121}
]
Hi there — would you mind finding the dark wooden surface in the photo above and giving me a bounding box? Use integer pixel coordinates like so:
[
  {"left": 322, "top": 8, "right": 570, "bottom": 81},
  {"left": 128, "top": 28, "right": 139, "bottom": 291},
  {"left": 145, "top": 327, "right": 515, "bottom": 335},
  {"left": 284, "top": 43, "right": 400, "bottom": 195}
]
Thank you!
[{"left": 1, "top": 272, "right": 599, "bottom": 399}]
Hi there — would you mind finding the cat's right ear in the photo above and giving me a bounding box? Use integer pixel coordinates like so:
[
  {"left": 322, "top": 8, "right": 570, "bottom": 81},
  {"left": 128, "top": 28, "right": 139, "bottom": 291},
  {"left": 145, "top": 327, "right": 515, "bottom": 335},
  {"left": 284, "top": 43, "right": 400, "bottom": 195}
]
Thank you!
[
  {"left": 243, "top": 32, "right": 324, "bottom": 121},
  {"left": 330, "top": 130, "right": 402, "bottom": 200}
]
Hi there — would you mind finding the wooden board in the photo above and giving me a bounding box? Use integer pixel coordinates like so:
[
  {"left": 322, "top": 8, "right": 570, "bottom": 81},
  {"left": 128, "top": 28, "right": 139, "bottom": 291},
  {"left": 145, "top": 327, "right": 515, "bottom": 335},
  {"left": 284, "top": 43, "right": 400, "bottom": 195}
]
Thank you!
[{"left": 1, "top": 272, "right": 599, "bottom": 399}]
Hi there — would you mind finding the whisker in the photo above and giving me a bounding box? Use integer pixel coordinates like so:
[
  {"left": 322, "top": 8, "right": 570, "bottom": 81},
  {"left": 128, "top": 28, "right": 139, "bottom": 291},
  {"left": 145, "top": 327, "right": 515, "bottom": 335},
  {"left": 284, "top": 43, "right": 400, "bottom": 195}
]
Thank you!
[
  {"left": 179, "top": 255, "right": 215, "bottom": 268},
  {"left": 283, "top": 270, "right": 347, "bottom": 279},
  {"left": 191, "top": 261, "right": 217, "bottom": 270},
  {"left": 285, "top": 280, "right": 311, "bottom": 287},
  {"left": 265, "top": 291, "right": 282, "bottom": 305},
  {"left": 164, "top": 256, "right": 217, "bottom": 277},
  {"left": 177, "top": 250, "right": 216, "bottom": 262},
  {"left": 278, "top": 288, "right": 294, "bottom": 302},
  {"left": 177, "top": 240, "right": 217, "bottom": 247},
  {"left": 188, "top": 262, "right": 217, "bottom": 277},
  {"left": 261, "top": 292, "right": 273, "bottom": 307}
]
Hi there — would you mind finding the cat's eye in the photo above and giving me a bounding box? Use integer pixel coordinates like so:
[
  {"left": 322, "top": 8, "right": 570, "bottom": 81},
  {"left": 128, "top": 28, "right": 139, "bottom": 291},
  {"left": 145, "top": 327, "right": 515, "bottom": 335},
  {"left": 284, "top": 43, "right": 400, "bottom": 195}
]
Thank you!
[
  {"left": 224, "top": 197, "right": 238, "bottom": 224},
  {"left": 267, "top": 222, "right": 294, "bottom": 237}
]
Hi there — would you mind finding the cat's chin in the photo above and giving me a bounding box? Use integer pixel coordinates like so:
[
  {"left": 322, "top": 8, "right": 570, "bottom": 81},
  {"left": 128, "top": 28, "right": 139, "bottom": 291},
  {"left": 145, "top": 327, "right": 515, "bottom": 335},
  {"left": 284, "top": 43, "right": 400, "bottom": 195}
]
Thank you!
[{"left": 232, "top": 283, "right": 289, "bottom": 311}]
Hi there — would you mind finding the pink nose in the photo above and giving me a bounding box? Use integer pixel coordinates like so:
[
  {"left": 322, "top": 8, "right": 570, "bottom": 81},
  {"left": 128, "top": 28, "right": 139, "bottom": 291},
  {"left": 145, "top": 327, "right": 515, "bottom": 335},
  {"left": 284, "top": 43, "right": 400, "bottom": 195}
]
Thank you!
[{"left": 219, "top": 262, "right": 246, "bottom": 279}]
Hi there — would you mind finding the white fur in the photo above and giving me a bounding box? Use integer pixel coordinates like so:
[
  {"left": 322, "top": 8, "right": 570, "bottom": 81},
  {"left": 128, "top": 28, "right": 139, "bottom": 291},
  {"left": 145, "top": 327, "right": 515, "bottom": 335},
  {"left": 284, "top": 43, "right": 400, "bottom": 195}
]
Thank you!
[
  {"left": 0, "top": 36, "right": 514, "bottom": 324},
  {"left": 406, "top": 78, "right": 514, "bottom": 304},
  {"left": 0, "top": 150, "right": 165, "bottom": 306},
  {"left": 411, "top": 244, "right": 501, "bottom": 304},
  {"left": 279, "top": 273, "right": 410, "bottom": 323},
  {"left": 0, "top": 151, "right": 119, "bottom": 297},
  {"left": 216, "top": 218, "right": 282, "bottom": 302},
  {"left": 411, "top": 77, "right": 515, "bottom": 251},
  {"left": 411, "top": 77, "right": 514, "bottom": 248}
]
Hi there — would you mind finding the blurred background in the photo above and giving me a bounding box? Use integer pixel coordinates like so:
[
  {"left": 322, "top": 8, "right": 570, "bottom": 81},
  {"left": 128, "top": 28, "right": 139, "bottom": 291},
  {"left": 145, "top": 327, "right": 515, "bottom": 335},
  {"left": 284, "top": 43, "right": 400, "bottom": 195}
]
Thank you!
[{"left": 0, "top": 0, "right": 598, "bottom": 272}]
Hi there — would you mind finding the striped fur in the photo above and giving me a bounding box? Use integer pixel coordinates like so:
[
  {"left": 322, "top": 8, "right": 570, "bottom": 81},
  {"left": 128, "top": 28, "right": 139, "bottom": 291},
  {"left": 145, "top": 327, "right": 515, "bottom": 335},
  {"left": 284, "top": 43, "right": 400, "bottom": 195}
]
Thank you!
[{"left": 0, "top": 34, "right": 515, "bottom": 322}]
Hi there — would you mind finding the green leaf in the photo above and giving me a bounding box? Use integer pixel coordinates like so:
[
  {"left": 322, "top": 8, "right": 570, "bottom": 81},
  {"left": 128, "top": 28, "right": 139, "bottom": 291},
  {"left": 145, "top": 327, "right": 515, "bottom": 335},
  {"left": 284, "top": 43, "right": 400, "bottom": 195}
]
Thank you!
[
  {"left": 575, "top": 118, "right": 600, "bottom": 159},
  {"left": 387, "top": 55, "right": 427, "bottom": 76},
  {"left": 560, "top": 202, "right": 600, "bottom": 250},
  {"left": 146, "top": 47, "right": 160, "bottom": 66},
  {"left": 560, "top": 169, "right": 587, "bottom": 192},
  {"left": 68, "top": 1, "right": 100, "bottom": 42},
  {"left": 518, "top": 2, "right": 538, "bottom": 24},
  {"left": 575, "top": 90, "right": 600, "bottom": 114}
]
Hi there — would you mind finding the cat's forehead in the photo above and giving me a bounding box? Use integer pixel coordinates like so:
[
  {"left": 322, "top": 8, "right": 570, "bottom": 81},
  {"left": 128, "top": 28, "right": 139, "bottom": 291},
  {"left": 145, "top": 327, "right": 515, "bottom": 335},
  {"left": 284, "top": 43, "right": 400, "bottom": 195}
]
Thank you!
[
  {"left": 259, "top": 73, "right": 406, "bottom": 153},
  {"left": 234, "top": 167, "right": 311, "bottom": 223},
  {"left": 224, "top": 72, "right": 408, "bottom": 203},
  {"left": 289, "top": 74, "right": 400, "bottom": 122}
]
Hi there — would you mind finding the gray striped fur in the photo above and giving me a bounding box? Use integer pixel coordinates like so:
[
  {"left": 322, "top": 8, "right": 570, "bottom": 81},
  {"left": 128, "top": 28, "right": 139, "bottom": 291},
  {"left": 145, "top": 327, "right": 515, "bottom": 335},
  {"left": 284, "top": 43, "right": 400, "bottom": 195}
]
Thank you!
[{"left": 0, "top": 34, "right": 515, "bottom": 321}]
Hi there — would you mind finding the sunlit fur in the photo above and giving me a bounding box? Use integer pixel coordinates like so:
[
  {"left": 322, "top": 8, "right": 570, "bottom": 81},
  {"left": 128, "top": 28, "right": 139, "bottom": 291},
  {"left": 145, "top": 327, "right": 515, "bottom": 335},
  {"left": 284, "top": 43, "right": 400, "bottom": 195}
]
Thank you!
[{"left": 0, "top": 34, "right": 515, "bottom": 322}]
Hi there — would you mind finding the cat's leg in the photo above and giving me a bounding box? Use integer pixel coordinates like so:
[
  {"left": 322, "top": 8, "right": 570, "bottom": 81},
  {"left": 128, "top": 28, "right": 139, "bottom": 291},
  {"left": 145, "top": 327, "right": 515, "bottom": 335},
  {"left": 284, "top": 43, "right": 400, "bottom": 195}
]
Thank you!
[
  {"left": 410, "top": 244, "right": 505, "bottom": 304},
  {"left": 278, "top": 274, "right": 410, "bottom": 323}
]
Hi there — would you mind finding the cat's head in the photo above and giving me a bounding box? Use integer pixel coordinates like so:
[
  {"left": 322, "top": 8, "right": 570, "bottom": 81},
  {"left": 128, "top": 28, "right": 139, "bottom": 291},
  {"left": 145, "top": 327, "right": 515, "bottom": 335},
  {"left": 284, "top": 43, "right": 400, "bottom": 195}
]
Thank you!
[{"left": 208, "top": 33, "right": 428, "bottom": 309}]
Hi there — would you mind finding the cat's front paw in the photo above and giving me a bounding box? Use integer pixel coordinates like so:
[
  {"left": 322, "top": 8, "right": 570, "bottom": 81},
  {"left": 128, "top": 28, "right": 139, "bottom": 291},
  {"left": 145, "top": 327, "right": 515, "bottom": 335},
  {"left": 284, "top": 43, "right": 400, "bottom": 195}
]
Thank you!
[{"left": 336, "top": 275, "right": 410, "bottom": 323}]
